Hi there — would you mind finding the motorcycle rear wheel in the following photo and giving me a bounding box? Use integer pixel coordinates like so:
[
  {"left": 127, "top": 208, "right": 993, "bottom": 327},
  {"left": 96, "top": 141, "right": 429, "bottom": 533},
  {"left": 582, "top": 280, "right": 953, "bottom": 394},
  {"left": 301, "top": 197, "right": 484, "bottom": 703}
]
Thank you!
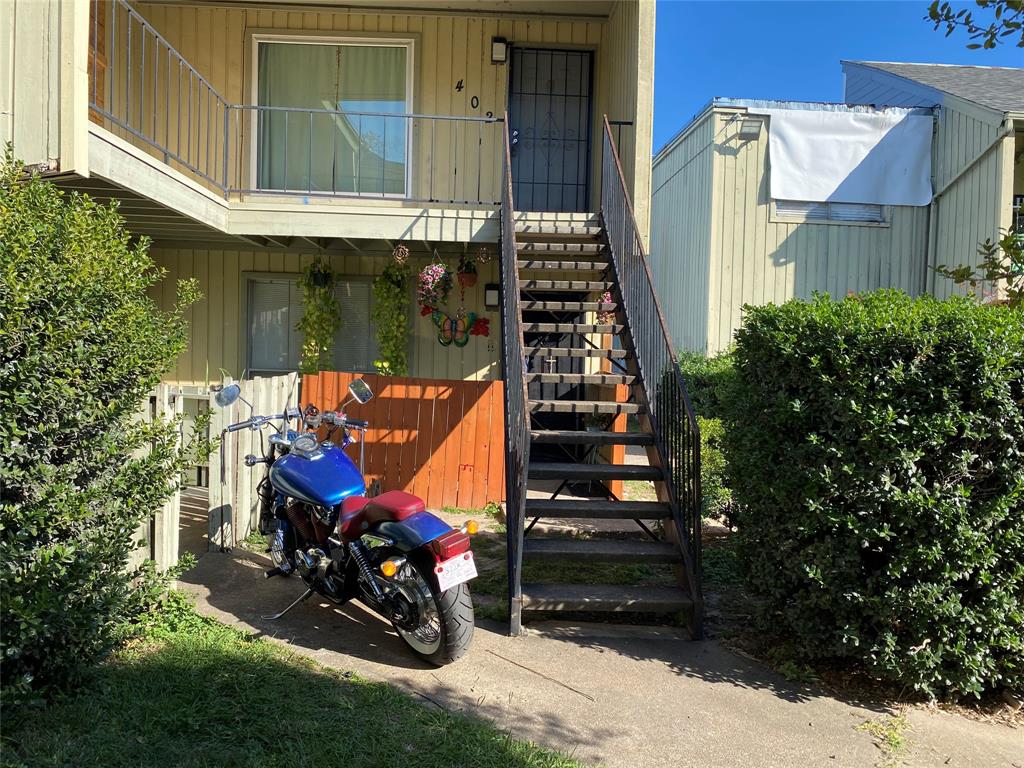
[{"left": 391, "top": 557, "right": 474, "bottom": 665}]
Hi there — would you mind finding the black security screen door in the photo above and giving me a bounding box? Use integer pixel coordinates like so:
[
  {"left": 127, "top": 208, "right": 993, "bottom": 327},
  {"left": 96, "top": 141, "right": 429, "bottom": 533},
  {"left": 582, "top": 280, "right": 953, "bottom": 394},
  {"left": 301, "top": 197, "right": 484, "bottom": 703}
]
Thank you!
[{"left": 508, "top": 48, "right": 593, "bottom": 212}]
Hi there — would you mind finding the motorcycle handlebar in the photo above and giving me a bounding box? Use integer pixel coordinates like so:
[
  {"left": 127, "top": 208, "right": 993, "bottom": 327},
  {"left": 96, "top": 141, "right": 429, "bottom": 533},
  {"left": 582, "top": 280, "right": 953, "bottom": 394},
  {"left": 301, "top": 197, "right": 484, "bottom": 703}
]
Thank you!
[{"left": 225, "top": 408, "right": 301, "bottom": 433}]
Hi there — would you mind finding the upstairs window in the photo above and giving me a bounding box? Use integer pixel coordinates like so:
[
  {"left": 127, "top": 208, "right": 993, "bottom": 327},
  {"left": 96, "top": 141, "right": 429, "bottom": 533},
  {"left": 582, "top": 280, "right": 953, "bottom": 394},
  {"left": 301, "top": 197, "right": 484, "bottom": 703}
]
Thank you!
[
  {"left": 254, "top": 37, "right": 412, "bottom": 196},
  {"left": 774, "top": 200, "right": 886, "bottom": 224}
]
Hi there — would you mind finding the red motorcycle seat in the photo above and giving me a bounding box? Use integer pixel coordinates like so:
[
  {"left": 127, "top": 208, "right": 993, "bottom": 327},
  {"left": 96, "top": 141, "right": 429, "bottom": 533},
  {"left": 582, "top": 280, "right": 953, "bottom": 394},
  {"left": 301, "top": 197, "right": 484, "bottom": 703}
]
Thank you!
[
  {"left": 337, "top": 491, "right": 425, "bottom": 541},
  {"left": 363, "top": 490, "right": 425, "bottom": 525}
]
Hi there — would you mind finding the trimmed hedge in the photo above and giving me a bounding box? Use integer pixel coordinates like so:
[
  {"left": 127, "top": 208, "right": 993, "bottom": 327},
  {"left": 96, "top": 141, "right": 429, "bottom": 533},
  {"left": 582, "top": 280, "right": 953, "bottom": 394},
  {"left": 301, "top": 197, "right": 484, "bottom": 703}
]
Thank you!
[
  {"left": 723, "top": 291, "right": 1023, "bottom": 697},
  {"left": 0, "top": 155, "right": 208, "bottom": 702},
  {"left": 679, "top": 352, "right": 735, "bottom": 518}
]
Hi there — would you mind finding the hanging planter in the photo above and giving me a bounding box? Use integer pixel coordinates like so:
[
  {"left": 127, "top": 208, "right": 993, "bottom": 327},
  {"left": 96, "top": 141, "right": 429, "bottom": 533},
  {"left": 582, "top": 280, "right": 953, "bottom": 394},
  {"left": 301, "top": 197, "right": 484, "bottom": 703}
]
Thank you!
[
  {"left": 371, "top": 260, "right": 411, "bottom": 377},
  {"left": 296, "top": 256, "right": 341, "bottom": 374},
  {"left": 308, "top": 259, "right": 334, "bottom": 288},
  {"left": 457, "top": 252, "right": 478, "bottom": 293},
  {"left": 417, "top": 260, "right": 453, "bottom": 309}
]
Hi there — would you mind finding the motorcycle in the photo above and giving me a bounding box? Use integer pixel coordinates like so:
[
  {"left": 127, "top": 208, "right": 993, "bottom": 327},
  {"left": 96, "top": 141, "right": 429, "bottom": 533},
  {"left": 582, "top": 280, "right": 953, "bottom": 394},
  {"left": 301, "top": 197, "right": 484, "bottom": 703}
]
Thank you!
[{"left": 213, "top": 379, "right": 477, "bottom": 665}]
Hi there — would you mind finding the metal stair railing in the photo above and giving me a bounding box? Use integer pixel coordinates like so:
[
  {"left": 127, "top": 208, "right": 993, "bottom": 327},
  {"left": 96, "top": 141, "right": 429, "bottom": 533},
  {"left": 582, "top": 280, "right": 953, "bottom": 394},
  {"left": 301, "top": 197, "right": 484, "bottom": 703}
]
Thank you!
[
  {"left": 499, "top": 113, "right": 531, "bottom": 635},
  {"left": 599, "top": 116, "right": 704, "bottom": 637}
]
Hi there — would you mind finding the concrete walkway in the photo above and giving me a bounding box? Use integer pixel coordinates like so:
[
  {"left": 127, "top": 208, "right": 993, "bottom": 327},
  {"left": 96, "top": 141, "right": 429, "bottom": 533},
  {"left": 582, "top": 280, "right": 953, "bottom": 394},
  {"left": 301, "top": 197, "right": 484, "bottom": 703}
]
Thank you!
[{"left": 180, "top": 550, "right": 1021, "bottom": 768}]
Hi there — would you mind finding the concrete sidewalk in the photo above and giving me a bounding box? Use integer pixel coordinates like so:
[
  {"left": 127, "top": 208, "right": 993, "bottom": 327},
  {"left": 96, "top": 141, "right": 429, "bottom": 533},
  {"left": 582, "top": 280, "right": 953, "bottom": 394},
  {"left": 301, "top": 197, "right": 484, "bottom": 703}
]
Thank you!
[{"left": 179, "top": 550, "right": 1021, "bottom": 768}]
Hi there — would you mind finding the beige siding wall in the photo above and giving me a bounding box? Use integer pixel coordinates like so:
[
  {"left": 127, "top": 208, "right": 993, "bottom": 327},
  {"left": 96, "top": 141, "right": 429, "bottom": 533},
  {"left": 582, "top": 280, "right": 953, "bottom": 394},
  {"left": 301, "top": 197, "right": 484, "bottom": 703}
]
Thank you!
[
  {"left": 649, "top": 110, "right": 714, "bottom": 352},
  {"left": 652, "top": 108, "right": 931, "bottom": 355},
  {"left": 2, "top": 0, "right": 88, "bottom": 171},
  {"left": 150, "top": 246, "right": 501, "bottom": 386},
  {"left": 928, "top": 97, "right": 1011, "bottom": 299},
  {"left": 98, "top": 2, "right": 653, "bottom": 210},
  {"left": 706, "top": 111, "right": 929, "bottom": 353},
  {"left": 600, "top": 0, "right": 654, "bottom": 244}
]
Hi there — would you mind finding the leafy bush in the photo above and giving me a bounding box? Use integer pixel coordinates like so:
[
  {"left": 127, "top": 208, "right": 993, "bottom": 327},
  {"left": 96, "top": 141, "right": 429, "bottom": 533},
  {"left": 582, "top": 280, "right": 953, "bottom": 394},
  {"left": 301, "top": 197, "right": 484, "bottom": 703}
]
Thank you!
[
  {"left": 679, "top": 352, "right": 736, "bottom": 517},
  {"left": 0, "top": 154, "right": 209, "bottom": 702},
  {"left": 722, "top": 290, "right": 1024, "bottom": 697}
]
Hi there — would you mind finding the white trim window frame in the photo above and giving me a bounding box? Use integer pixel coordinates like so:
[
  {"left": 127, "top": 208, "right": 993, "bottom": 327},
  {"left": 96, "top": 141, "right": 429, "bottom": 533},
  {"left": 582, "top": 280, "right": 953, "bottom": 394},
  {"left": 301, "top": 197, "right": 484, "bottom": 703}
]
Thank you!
[
  {"left": 771, "top": 199, "right": 889, "bottom": 227},
  {"left": 244, "top": 273, "right": 378, "bottom": 377},
  {"left": 249, "top": 34, "right": 416, "bottom": 199}
]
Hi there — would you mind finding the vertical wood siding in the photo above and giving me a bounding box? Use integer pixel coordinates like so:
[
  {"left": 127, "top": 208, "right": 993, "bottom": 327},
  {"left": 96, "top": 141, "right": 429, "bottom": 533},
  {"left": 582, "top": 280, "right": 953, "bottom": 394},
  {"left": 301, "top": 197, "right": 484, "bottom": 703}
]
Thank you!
[
  {"left": 303, "top": 371, "right": 506, "bottom": 510},
  {"left": 929, "top": 97, "right": 1010, "bottom": 299},
  {"left": 649, "top": 111, "right": 715, "bottom": 352},
  {"left": 119, "top": 2, "right": 617, "bottom": 205},
  {"left": 651, "top": 108, "right": 930, "bottom": 354},
  {"left": 2, "top": 0, "right": 63, "bottom": 167},
  {"left": 149, "top": 246, "right": 501, "bottom": 385}
]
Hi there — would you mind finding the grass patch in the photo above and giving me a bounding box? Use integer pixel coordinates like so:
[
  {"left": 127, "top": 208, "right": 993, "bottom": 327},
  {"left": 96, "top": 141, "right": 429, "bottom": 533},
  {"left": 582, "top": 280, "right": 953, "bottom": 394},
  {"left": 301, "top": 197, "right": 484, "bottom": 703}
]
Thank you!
[
  {"left": 856, "top": 713, "right": 911, "bottom": 767},
  {"left": 237, "top": 527, "right": 268, "bottom": 553},
  {"left": 1, "top": 592, "right": 584, "bottom": 768},
  {"left": 621, "top": 479, "right": 658, "bottom": 502}
]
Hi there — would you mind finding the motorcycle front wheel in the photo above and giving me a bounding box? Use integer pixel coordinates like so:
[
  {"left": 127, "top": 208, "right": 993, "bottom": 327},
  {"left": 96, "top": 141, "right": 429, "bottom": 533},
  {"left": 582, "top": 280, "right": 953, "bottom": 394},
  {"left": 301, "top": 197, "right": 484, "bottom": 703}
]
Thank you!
[{"left": 390, "top": 556, "right": 474, "bottom": 665}]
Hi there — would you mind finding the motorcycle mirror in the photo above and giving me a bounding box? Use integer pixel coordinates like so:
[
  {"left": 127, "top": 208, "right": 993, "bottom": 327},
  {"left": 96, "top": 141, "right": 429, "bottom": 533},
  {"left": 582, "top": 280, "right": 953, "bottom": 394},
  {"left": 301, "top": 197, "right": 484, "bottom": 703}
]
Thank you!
[
  {"left": 214, "top": 383, "right": 241, "bottom": 408},
  {"left": 348, "top": 379, "right": 374, "bottom": 404}
]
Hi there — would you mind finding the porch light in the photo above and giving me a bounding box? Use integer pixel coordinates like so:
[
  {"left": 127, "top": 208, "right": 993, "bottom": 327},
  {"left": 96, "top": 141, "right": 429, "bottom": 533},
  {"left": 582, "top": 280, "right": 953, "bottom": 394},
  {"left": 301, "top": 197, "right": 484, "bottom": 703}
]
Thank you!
[
  {"left": 491, "top": 37, "right": 508, "bottom": 64},
  {"left": 484, "top": 283, "right": 500, "bottom": 309}
]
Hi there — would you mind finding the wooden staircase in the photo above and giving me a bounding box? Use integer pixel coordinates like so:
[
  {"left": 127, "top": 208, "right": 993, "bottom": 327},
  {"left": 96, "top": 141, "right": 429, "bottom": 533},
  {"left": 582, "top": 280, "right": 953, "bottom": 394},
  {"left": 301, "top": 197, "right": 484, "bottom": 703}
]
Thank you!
[
  {"left": 506, "top": 213, "right": 696, "bottom": 627},
  {"left": 499, "top": 114, "right": 703, "bottom": 637}
]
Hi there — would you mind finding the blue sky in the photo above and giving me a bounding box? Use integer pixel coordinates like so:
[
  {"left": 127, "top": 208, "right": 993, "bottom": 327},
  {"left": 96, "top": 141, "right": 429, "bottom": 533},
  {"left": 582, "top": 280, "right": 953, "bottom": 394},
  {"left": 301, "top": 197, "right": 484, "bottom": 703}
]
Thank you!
[{"left": 653, "top": 0, "right": 1024, "bottom": 152}]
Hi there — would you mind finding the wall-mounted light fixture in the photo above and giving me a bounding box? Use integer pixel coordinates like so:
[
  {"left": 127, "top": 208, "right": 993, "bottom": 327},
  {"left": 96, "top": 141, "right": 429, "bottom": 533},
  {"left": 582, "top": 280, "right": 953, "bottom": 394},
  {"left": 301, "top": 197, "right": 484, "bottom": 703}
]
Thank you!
[
  {"left": 738, "top": 116, "right": 762, "bottom": 139},
  {"left": 484, "top": 283, "right": 500, "bottom": 309},
  {"left": 491, "top": 37, "right": 508, "bottom": 64}
]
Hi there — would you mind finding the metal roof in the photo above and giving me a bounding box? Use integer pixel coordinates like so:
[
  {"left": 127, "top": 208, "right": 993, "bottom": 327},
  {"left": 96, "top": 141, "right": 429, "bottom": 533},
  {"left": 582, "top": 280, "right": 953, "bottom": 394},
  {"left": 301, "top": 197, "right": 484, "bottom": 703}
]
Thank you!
[{"left": 846, "top": 61, "right": 1024, "bottom": 114}]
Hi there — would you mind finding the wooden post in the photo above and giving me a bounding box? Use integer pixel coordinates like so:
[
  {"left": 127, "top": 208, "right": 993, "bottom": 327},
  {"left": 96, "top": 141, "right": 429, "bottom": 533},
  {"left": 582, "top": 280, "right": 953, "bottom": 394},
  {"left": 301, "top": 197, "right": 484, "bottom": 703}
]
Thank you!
[{"left": 207, "top": 378, "right": 234, "bottom": 551}]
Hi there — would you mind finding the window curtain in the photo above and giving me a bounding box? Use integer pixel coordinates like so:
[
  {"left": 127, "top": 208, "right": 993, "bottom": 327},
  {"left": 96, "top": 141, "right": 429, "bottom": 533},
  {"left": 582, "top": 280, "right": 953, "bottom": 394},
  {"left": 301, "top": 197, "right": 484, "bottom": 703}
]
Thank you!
[{"left": 257, "top": 42, "right": 408, "bottom": 195}]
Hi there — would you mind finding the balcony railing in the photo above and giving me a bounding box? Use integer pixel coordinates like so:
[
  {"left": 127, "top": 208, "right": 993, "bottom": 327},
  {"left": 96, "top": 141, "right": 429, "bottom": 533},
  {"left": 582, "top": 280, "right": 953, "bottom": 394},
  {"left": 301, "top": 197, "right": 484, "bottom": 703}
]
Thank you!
[{"left": 88, "top": 0, "right": 502, "bottom": 205}]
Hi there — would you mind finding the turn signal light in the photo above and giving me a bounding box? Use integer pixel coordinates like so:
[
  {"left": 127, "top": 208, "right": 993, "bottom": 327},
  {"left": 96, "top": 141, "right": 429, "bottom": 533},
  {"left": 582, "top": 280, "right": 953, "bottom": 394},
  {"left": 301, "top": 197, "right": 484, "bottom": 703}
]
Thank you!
[
  {"left": 380, "top": 559, "right": 399, "bottom": 578},
  {"left": 463, "top": 520, "right": 479, "bottom": 535}
]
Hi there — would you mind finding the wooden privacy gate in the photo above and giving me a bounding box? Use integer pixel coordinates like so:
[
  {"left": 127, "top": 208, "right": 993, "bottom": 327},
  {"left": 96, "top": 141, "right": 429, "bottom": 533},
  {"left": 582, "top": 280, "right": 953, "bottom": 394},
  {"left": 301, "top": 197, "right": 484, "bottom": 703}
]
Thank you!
[{"left": 303, "top": 372, "right": 506, "bottom": 510}]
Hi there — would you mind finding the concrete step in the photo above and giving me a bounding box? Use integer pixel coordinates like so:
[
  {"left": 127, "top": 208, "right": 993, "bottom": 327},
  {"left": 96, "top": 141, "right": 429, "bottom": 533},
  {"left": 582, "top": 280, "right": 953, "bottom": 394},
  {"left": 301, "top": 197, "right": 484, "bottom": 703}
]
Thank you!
[
  {"left": 525, "top": 499, "right": 670, "bottom": 519},
  {"left": 528, "top": 462, "right": 661, "bottom": 481},
  {"left": 522, "top": 537, "right": 681, "bottom": 563},
  {"left": 520, "top": 583, "right": 692, "bottom": 613}
]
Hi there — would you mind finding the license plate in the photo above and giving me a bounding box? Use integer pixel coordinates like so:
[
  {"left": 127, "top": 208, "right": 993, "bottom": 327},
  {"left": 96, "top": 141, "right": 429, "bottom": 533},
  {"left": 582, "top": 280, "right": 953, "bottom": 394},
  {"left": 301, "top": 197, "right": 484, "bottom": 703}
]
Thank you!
[{"left": 435, "top": 551, "right": 477, "bottom": 592}]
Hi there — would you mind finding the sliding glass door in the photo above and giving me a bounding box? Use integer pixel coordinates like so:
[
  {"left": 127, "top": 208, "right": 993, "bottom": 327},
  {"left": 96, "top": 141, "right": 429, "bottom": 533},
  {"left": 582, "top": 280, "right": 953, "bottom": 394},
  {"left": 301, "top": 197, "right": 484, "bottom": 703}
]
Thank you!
[{"left": 255, "top": 38, "right": 411, "bottom": 196}]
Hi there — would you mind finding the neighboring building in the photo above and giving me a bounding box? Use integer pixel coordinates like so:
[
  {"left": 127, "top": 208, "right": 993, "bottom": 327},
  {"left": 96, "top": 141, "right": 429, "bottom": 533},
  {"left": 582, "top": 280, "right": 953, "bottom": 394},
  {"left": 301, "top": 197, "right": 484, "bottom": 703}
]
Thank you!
[
  {"left": 2, "top": 0, "right": 655, "bottom": 385},
  {"left": 651, "top": 62, "right": 1024, "bottom": 354}
]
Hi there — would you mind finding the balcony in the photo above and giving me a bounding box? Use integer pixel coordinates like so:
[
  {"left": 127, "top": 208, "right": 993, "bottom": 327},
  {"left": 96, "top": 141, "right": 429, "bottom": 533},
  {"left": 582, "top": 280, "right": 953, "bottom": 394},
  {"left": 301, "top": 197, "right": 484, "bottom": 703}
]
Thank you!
[{"left": 87, "top": 0, "right": 503, "bottom": 210}]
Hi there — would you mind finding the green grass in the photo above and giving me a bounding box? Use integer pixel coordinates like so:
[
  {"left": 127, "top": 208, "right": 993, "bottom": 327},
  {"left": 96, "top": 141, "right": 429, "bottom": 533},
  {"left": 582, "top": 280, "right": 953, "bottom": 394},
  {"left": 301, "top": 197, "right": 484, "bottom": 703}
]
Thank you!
[{"left": 1, "top": 593, "right": 585, "bottom": 768}]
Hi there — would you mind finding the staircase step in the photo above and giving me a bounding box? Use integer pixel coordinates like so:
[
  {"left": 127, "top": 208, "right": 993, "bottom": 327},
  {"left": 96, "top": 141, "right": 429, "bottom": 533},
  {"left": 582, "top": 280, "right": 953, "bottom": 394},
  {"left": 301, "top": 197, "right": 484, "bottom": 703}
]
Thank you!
[
  {"left": 525, "top": 499, "right": 670, "bottom": 519},
  {"left": 528, "top": 400, "right": 644, "bottom": 415},
  {"left": 517, "top": 242, "right": 608, "bottom": 256},
  {"left": 526, "top": 372, "right": 635, "bottom": 385},
  {"left": 528, "top": 462, "right": 662, "bottom": 481},
  {"left": 521, "top": 583, "right": 692, "bottom": 613},
  {"left": 526, "top": 346, "right": 628, "bottom": 360},
  {"left": 530, "top": 429, "right": 654, "bottom": 446},
  {"left": 518, "top": 260, "right": 609, "bottom": 272},
  {"left": 519, "top": 280, "right": 614, "bottom": 292},
  {"left": 522, "top": 538, "right": 681, "bottom": 563},
  {"left": 515, "top": 224, "right": 603, "bottom": 241},
  {"left": 522, "top": 323, "right": 622, "bottom": 334},
  {"left": 521, "top": 300, "right": 618, "bottom": 313}
]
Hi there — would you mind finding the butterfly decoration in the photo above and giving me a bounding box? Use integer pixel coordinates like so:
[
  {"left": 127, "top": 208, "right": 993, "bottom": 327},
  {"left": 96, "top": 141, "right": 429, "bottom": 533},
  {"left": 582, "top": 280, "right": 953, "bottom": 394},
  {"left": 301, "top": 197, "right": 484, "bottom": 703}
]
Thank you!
[{"left": 429, "top": 308, "right": 489, "bottom": 347}]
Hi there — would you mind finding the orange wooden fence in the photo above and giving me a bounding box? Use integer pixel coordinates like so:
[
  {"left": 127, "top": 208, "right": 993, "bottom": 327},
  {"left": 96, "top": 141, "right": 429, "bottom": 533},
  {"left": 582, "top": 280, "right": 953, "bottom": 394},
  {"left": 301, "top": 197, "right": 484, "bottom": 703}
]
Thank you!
[{"left": 302, "top": 372, "right": 506, "bottom": 511}]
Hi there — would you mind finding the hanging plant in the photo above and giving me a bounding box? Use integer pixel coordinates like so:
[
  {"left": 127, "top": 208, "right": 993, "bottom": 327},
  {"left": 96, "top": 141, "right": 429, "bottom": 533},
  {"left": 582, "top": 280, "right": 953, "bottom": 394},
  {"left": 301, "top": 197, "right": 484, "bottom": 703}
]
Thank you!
[
  {"left": 417, "top": 260, "right": 453, "bottom": 309},
  {"left": 457, "top": 252, "right": 478, "bottom": 295},
  {"left": 371, "top": 260, "right": 411, "bottom": 376},
  {"left": 296, "top": 256, "right": 341, "bottom": 374}
]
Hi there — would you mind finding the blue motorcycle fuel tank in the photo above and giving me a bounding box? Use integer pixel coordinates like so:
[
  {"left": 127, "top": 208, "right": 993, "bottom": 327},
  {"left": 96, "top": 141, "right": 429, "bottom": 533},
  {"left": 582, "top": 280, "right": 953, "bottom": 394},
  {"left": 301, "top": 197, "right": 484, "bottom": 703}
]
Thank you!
[{"left": 269, "top": 441, "right": 365, "bottom": 508}]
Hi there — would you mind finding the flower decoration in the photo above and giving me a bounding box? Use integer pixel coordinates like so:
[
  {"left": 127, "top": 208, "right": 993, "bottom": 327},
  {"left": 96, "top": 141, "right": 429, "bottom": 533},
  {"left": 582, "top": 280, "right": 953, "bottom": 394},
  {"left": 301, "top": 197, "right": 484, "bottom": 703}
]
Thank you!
[{"left": 417, "top": 261, "right": 453, "bottom": 308}]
